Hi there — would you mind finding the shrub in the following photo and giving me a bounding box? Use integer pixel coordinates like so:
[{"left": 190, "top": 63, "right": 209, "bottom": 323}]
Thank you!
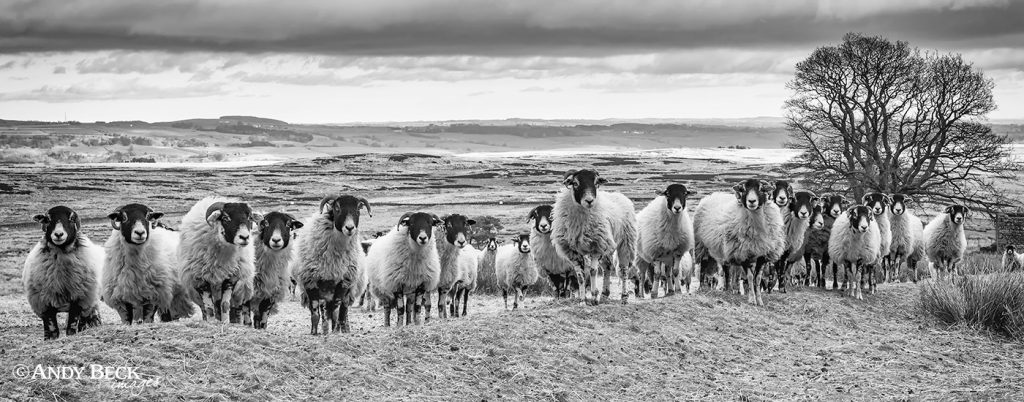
[{"left": 919, "top": 272, "right": 1024, "bottom": 341}]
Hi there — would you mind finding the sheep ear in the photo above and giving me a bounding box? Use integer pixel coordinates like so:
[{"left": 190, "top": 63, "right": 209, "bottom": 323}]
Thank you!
[
  {"left": 862, "top": 195, "right": 871, "bottom": 205},
  {"left": 466, "top": 219, "right": 476, "bottom": 225},
  {"left": 562, "top": 170, "right": 578, "bottom": 187},
  {"left": 289, "top": 220, "right": 304, "bottom": 230},
  {"left": 596, "top": 177, "right": 608, "bottom": 186},
  {"left": 320, "top": 197, "right": 335, "bottom": 215},
  {"left": 759, "top": 180, "right": 774, "bottom": 193},
  {"left": 146, "top": 212, "right": 164, "bottom": 221},
  {"left": 732, "top": 183, "right": 745, "bottom": 196},
  {"left": 944, "top": 206, "right": 954, "bottom": 214},
  {"left": 431, "top": 214, "right": 443, "bottom": 226},
  {"left": 686, "top": 190, "right": 697, "bottom": 197},
  {"left": 250, "top": 212, "right": 264, "bottom": 224},
  {"left": 206, "top": 210, "right": 223, "bottom": 226},
  {"left": 358, "top": 197, "right": 372, "bottom": 217},
  {"left": 398, "top": 212, "right": 413, "bottom": 227},
  {"left": 34, "top": 214, "right": 50, "bottom": 224},
  {"left": 107, "top": 211, "right": 125, "bottom": 230},
  {"left": 527, "top": 207, "right": 539, "bottom": 222},
  {"left": 811, "top": 197, "right": 821, "bottom": 205},
  {"left": 963, "top": 207, "right": 971, "bottom": 218}
]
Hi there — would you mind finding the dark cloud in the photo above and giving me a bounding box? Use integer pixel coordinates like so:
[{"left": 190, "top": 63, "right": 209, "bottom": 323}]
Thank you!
[
  {"left": 1, "top": 0, "right": 1021, "bottom": 56},
  {"left": 0, "top": 80, "right": 226, "bottom": 102}
]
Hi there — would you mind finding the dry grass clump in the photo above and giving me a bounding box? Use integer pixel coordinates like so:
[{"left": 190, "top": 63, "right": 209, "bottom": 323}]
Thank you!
[{"left": 919, "top": 272, "right": 1024, "bottom": 341}]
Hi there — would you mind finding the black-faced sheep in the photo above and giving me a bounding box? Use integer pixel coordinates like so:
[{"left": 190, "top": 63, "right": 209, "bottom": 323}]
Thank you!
[
  {"left": 103, "top": 203, "right": 193, "bottom": 324},
  {"left": 634, "top": 184, "right": 695, "bottom": 298},
  {"left": 771, "top": 180, "right": 794, "bottom": 209},
  {"left": 23, "top": 206, "right": 103, "bottom": 339},
  {"left": 768, "top": 190, "right": 817, "bottom": 293},
  {"left": 887, "top": 194, "right": 926, "bottom": 282},
  {"left": 366, "top": 212, "right": 442, "bottom": 327},
  {"left": 293, "top": 196, "right": 369, "bottom": 334},
  {"left": 236, "top": 211, "right": 303, "bottom": 329},
  {"left": 178, "top": 197, "right": 260, "bottom": 322},
  {"left": 862, "top": 192, "right": 894, "bottom": 286},
  {"left": 693, "top": 179, "right": 785, "bottom": 306},
  {"left": 794, "top": 204, "right": 826, "bottom": 286},
  {"left": 924, "top": 204, "right": 970, "bottom": 280},
  {"left": 433, "top": 214, "right": 477, "bottom": 320},
  {"left": 551, "top": 169, "right": 638, "bottom": 305},
  {"left": 527, "top": 205, "right": 578, "bottom": 298},
  {"left": 496, "top": 234, "right": 539, "bottom": 310},
  {"left": 828, "top": 205, "right": 882, "bottom": 300},
  {"left": 803, "top": 194, "right": 846, "bottom": 289},
  {"left": 477, "top": 237, "right": 499, "bottom": 291},
  {"left": 1003, "top": 245, "right": 1023, "bottom": 272}
]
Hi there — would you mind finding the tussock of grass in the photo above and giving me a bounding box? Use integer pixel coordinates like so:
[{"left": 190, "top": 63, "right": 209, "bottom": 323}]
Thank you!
[{"left": 919, "top": 272, "right": 1024, "bottom": 340}]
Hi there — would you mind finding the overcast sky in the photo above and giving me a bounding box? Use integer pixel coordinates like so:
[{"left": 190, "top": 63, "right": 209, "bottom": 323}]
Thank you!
[{"left": 1, "top": 0, "right": 1022, "bottom": 123}]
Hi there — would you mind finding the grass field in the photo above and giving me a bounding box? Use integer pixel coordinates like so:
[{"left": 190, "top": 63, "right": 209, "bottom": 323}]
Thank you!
[{"left": 1, "top": 151, "right": 1021, "bottom": 400}]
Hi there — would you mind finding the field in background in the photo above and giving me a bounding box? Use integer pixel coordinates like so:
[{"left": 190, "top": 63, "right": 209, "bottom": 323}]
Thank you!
[{"left": 1, "top": 147, "right": 1022, "bottom": 399}]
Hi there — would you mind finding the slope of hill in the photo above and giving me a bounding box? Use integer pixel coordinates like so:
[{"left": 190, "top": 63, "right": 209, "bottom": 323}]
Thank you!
[{"left": 0, "top": 284, "right": 1018, "bottom": 400}]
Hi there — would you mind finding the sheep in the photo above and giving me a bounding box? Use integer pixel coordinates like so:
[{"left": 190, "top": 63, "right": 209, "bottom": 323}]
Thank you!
[
  {"left": 178, "top": 197, "right": 260, "bottom": 322},
  {"left": 692, "top": 179, "right": 785, "bottom": 306},
  {"left": 771, "top": 180, "right": 794, "bottom": 208},
  {"left": 887, "top": 194, "right": 927, "bottom": 282},
  {"left": 801, "top": 194, "right": 847, "bottom": 289},
  {"left": 862, "top": 192, "right": 894, "bottom": 286},
  {"left": 793, "top": 204, "right": 826, "bottom": 286},
  {"left": 495, "top": 234, "right": 539, "bottom": 310},
  {"left": 451, "top": 245, "right": 480, "bottom": 317},
  {"left": 477, "top": 237, "right": 499, "bottom": 290},
  {"left": 768, "top": 190, "right": 817, "bottom": 293},
  {"left": 366, "top": 212, "right": 443, "bottom": 327},
  {"left": 293, "top": 195, "right": 370, "bottom": 334},
  {"left": 23, "top": 206, "right": 103, "bottom": 339},
  {"left": 551, "top": 169, "right": 638, "bottom": 305},
  {"left": 828, "top": 205, "right": 882, "bottom": 300},
  {"left": 634, "top": 184, "right": 695, "bottom": 298},
  {"left": 1002, "top": 245, "right": 1024, "bottom": 272},
  {"left": 433, "top": 214, "right": 477, "bottom": 320},
  {"left": 102, "top": 203, "right": 193, "bottom": 325},
  {"left": 527, "top": 205, "right": 578, "bottom": 298},
  {"left": 924, "top": 204, "right": 970, "bottom": 280},
  {"left": 232, "top": 211, "right": 303, "bottom": 329}
]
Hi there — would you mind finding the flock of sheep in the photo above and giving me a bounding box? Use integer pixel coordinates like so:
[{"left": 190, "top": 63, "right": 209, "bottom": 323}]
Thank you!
[{"left": 22, "top": 168, "right": 973, "bottom": 339}]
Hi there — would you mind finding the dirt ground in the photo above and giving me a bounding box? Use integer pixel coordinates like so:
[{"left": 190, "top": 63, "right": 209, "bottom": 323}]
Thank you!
[{"left": 0, "top": 152, "right": 1019, "bottom": 400}]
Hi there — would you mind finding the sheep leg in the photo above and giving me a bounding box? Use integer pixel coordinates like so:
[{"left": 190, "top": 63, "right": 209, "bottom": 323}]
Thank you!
[
  {"left": 743, "top": 262, "right": 756, "bottom": 305},
  {"left": 909, "top": 257, "right": 919, "bottom": 283},
  {"left": 130, "top": 302, "right": 145, "bottom": 325},
  {"left": 634, "top": 260, "right": 649, "bottom": 299},
  {"left": 395, "top": 295, "right": 406, "bottom": 327},
  {"left": 513, "top": 287, "right": 521, "bottom": 310},
  {"left": 42, "top": 306, "right": 60, "bottom": 340},
  {"left": 115, "top": 303, "right": 132, "bottom": 325},
  {"left": 408, "top": 292, "right": 419, "bottom": 325},
  {"left": 462, "top": 289, "right": 469, "bottom": 317},
  {"left": 384, "top": 301, "right": 392, "bottom": 327},
  {"left": 600, "top": 255, "right": 613, "bottom": 304},
  {"left": 142, "top": 302, "right": 158, "bottom": 324},
  {"left": 420, "top": 292, "right": 430, "bottom": 324},
  {"left": 308, "top": 299, "right": 320, "bottom": 335},
  {"left": 251, "top": 302, "right": 263, "bottom": 329},
  {"left": 339, "top": 301, "right": 350, "bottom": 333},
  {"left": 220, "top": 283, "right": 234, "bottom": 323},
  {"left": 450, "top": 289, "right": 459, "bottom": 318},
  {"left": 242, "top": 303, "right": 253, "bottom": 326},
  {"left": 64, "top": 302, "right": 83, "bottom": 336},
  {"left": 197, "top": 284, "right": 215, "bottom": 321},
  {"left": 326, "top": 299, "right": 340, "bottom": 333}
]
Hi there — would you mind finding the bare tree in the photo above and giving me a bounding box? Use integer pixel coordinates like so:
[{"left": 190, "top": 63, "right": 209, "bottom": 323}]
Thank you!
[{"left": 785, "top": 32, "right": 1018, "bottom": 212}]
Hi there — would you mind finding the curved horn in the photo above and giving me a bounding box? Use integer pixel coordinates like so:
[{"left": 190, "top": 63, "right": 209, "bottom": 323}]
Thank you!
[
  {"left": 527, "top": 206, "right": 540, "bottom": 222},
  {"left": 358, "top": 197, "right": 372, "bottom": 217}
]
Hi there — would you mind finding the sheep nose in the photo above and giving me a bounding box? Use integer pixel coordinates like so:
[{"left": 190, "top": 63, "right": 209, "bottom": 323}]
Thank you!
[
  {"left": 418, "top": 235, "right": 428, "bottom": 243},
  {"left": 238, "top": 234, "right": 249, "bottom": 241},
  {"left": 585, "top": 199, "right": 594, "bottom": 206},
  {"left": 271, "top": 237, "right": 282, "bottom": 244},
  {"left": 134, "top": 230, "right": 145, "bottom": 236},
  {"left": 53, "top": 232, "right": 64, "bottom": 238},
  {"left": 673, "top": 206, "right": 682, "bottom": 213},
  {"left": 344, "top": 225, "right": 355, "bottom": 232},
  {"left": 540, "top": 224, "right": 549, "bottom": 230},
  {"left": 457, "top": 239, "right": 466, "bottom": 247}
]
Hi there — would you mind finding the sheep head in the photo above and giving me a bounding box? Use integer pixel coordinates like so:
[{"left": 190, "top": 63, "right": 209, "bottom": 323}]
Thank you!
[
  {"left": 563, "top": 169, "right": 606, "bottom": 208},
  {"left": 772, "top": 180, "right": 793, "bottom": 207},
  {"left": 889, "top": 194, "right": 913, "bottom": 216},
  {"left": 512, "top": 234, "right": 531, "bottom": 253},
  {"left": 206, "top": 202, "right": 261, "bottom": 246},
  {"left": 107, "top": 203, "right": 164, "bottom": 245},
  {"left": 862, "top": 192, "right": 891, "bottom": 216},
  {"left": 846, "top": 205, "right": 874, "bottom": 233},
  {"left": 258, "top": 211, "right": 303, "bottom": 251},
  {"left": 440, "top": 214, "right": 476, "bottom": 249},
  {"left": 789, "top": 191, "right": 817, "bottom": 220},
  {"left": 660, "top": 184, "right": 694, "bottom": 214},
  {"left": 320, "top": 195, "right": 371, "bottom": 236},
  {"left": 527, "top": 205, "right": 554, "bottom": 233},
  {"left": 944, "top": 204, "right": 970, "bottom": 225},
  {"left": 732, "top": 179, "right": 772, "bottom": 211},
  {"left": 34, "top": 205, "right": 80, "bottom": 250},
  {"left": 399, "top": 212, "right": 442, "bottom": 246}
]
